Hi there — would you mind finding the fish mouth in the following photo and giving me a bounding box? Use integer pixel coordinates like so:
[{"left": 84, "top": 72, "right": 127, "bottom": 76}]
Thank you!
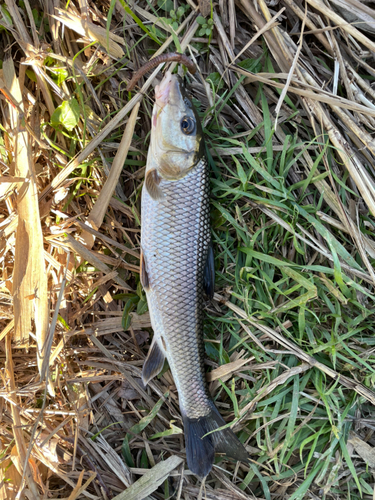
[{"left": 155, "top": 71, "right": 182, "bottom": 109}]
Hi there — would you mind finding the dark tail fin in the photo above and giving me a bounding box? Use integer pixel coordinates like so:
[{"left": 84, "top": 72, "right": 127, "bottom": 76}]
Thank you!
[{"left": 182, "top": 403, "right": 248, "bottom": 478}]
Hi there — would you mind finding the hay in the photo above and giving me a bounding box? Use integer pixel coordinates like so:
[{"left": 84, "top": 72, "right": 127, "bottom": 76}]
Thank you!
[{"left": 1, "top": 0, "right": 375, "bottom": 498}]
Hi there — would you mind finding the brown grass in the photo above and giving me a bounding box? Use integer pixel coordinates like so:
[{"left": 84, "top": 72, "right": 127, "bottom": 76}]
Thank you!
[{"left": 1, "top": 0, "right": 375, "bottom": 498}]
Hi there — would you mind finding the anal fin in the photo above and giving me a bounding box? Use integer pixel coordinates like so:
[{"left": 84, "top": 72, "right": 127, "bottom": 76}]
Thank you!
[
  {"left": 142, "top": 339, "right": 165, "bottom": 386},
  {"left": 203, "top": 241, "right": 215, "bottom": 300}
]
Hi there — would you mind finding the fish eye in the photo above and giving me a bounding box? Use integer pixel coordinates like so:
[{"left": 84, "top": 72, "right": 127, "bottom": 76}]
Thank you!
[{"left": 180, "top": 116, "right": 195, "bottom": 135}]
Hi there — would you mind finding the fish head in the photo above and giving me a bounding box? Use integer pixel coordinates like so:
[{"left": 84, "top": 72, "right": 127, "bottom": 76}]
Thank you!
[{"left": 151, "top": 71, "right": 203, "bottom": 181}]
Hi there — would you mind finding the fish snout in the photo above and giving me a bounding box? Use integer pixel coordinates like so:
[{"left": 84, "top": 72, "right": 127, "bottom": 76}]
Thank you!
[{"left": 155, "top": 71, "right": 173, "bottom": 108}]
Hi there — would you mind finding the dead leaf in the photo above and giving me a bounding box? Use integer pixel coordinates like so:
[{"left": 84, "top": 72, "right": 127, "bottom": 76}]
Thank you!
[
  {"left": 112, "top": 455, "right": 183, "bottom": 500},
  {"left": 52, "top": 9, "right": 125, "bottom": 58},
  {"left": 67, "top": 470, "right": 97, "bottom": 500},
  {"left": 0, "top": 457, "right": 22, "bottom": 500},
  {"left": 4, "top": 58, "right": 49, "bottom": 362},
  {"left": 207, "top": 358, "right": 250, "bottom": 383},
  {"left": 35, "top": 434, "right": 60, "bottom": 466},
  {"left": 199, "top": 0, "right": 211, "bottom": 18},
  {"left": 348, "top": 434, "right": 375, "bottom": 468}
]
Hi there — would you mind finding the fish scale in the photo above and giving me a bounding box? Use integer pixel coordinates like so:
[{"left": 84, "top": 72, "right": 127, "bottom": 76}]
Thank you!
[{"left": 141, "top": 158, "right": 212, "bottom": 418}]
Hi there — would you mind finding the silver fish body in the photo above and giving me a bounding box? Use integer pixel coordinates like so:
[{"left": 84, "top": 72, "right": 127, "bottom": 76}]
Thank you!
[
  {"left": 140, "top": 72, "right": 248, "bottom": 477},
  {"left": 141, "top": 158, "right": 211, "bottom": 416}
]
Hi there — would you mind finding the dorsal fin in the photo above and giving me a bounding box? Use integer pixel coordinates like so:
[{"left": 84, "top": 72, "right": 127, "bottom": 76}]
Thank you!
[{"left": 145, "top": 169, "right": 164, "bottom": 200}]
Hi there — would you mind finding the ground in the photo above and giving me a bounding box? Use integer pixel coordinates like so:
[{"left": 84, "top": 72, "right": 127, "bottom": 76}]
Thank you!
[{"left": 1, "top": 0, "right": 375, "bottom": 499}]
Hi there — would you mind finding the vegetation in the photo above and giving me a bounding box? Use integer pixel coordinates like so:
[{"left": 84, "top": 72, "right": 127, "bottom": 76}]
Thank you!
[{"left": 1, "top": 0, "right": 375, "bottom": 498}]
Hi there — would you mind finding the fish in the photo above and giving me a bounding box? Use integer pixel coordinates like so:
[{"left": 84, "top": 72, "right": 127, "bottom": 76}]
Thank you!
[{"left": 140, "top": 70, "right": 249, "bottom": 477}]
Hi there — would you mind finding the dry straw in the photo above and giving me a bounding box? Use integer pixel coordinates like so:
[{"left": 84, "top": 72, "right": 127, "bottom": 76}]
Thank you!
[{"left": 1, "top": 0, "right": 375, "bottom": 498}]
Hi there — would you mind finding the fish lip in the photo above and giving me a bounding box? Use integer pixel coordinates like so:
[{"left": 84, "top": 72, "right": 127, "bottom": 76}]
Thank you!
[{"left": 155, "top": 71, "right": 182, "bottom": 109}]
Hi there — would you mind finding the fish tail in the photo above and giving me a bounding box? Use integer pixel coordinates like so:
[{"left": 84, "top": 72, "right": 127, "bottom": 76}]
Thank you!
[{"left": 182, "top": 402, "right": 249, "bottom": 478}]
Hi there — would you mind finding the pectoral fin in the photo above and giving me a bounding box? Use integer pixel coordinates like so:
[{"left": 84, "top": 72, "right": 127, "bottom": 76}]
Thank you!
[
  {"left": 142, "top": 339, "right": 165, "bottom": 385},
  {"left": 140, "top": 250, "right": 150, "bottom": 291},
  {"left": 145, "top": 169, "right": 164, "bottom": 200},
  {"left": 203, "top": 241, "right": 215, "bottom": 300}
]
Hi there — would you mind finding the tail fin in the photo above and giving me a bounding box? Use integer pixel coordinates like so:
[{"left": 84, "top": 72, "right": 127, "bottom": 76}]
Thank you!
[{"left": 182, "top": 403, "right": 248, "bottom": 478}]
